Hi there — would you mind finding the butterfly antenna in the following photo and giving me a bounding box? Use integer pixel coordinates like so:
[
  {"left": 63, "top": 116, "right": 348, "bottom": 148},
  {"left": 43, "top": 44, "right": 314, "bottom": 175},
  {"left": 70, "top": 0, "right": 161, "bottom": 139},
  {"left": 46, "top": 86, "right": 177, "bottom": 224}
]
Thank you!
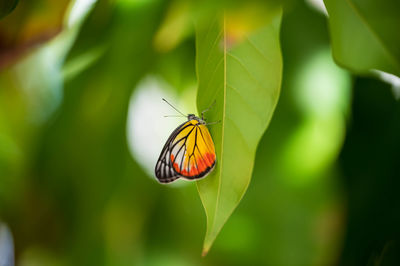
[
  {"left": 164, "top": 115, "right": 186, "bottom": 117},
  {"left": 162, "top": 98, "right": 186, "bottom": 117}
]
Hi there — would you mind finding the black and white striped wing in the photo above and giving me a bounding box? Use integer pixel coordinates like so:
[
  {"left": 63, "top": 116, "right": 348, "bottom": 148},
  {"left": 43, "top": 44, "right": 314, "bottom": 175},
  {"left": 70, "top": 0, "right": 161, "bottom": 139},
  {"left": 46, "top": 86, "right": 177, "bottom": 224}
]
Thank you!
[{"left": 154, "top": 121, "right": 186, "bottom": 183}]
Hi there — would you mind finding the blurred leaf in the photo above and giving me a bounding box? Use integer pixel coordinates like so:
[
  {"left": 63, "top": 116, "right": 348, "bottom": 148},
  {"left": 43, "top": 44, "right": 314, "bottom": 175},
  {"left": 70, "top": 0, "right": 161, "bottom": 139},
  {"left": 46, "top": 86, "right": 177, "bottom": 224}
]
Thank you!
[
  {"left": 154, "top": 39, "right": 197, "bottom": 93},
  {"left": 280, "top": 49, "right": 351, "bottom": 185},
  {"left": 0, "top": 0, "right": 18, "bottom": 19},
  {"left": 324, "top": 0, "right": 400, "bottom": 76},
  {"left": 32, "top": 1, "right": 165, "bottom": 264},
  {"left": 153, "top": 0, "right": 191, "bottom": 52},
  {"left": 0, "top": 0, "right": 166, "bottom": 264},
  {"left": 62, "top": 44, "right": 106, "bottom": 81},
  {"left": 0, "top": 0, "right": 70, "bottom": 68},
  {"left": 196, "top": 6, "right": 282, "bottom": 254}
]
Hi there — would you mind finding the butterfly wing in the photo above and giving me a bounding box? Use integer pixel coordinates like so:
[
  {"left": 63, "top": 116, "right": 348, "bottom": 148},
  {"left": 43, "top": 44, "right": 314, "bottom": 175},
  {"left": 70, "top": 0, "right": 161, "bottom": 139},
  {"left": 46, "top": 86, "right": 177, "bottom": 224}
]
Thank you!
[
  {"left": 155, "top": 119, "right": 216, "bottom": 183},
  {"left": 169, "top": 120, "right": 216, "bottom": 180},
  {"left": 155, "top": 121, "right": 188, "bottom": 183}
]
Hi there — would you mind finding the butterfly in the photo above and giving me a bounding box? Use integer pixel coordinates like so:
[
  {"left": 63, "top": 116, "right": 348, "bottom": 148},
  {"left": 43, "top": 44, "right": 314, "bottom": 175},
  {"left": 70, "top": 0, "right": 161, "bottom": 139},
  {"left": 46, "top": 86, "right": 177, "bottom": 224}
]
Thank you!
[{"left": 155, "top": 99, "right": 218, "bottom": 183}]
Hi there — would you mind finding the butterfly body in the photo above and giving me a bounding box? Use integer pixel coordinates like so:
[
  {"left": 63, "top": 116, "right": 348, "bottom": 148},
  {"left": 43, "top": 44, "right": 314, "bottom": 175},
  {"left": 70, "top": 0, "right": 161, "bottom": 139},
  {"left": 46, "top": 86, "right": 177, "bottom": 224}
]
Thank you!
[{"left": 155, "top": 114, "right": 216, "bottom": 184}]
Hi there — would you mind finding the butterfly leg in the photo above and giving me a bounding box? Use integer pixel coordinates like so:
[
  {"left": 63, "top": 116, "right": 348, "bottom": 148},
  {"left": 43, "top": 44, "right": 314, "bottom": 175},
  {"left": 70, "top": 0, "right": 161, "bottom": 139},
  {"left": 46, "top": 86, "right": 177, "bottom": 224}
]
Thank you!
[{"left": 205, "top": 120, "right": 221, "bottom": 126}]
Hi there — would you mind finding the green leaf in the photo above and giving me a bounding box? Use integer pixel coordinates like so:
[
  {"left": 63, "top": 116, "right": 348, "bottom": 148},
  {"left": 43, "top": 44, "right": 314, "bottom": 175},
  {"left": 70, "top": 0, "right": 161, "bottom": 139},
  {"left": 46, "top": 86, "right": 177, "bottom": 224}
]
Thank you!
[
  {"left": 196, "top": 7, "right": 282, "bottom": 255},
  {"left": 324, "top": 0, "right": 400, "bottom": 76}
]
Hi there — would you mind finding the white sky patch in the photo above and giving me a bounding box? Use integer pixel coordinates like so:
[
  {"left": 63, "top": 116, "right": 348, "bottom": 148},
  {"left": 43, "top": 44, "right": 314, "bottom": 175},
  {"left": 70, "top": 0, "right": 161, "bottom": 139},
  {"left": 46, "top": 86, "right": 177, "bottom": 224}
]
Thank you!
[
  {"left": 305, "top": 0, "right": 328, "bottom": 16},
  {"left": 127, "top": 76, "right": 193, "bottom": 183},
  {"left": 373, "top": 70, "right": 400, "bottom": 100}
]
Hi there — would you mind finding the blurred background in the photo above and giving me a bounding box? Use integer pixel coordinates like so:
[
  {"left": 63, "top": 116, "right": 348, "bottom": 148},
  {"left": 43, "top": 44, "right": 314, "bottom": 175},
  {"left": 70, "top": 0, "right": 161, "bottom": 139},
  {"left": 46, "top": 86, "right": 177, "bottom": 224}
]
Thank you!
[{"left": 0, "top": 0, "right": 399, "bottom": 265}]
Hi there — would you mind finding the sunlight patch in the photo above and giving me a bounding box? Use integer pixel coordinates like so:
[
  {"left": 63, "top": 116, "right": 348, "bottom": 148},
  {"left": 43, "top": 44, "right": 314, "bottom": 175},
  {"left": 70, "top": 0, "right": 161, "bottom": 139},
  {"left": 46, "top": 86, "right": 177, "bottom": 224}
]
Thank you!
[{"left": 126, "top": 76, "right": 195, "bottom": 185}]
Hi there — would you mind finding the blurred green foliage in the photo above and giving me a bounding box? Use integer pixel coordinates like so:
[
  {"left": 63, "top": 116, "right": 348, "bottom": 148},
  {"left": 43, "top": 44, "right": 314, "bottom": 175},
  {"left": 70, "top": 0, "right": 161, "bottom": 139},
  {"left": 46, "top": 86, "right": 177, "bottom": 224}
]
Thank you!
[
  {"left": 324, "top": 0, "right": 400, "bottom": 76},
  {"left": 0, "top": 0, "right": 399, "bottom": 265}
]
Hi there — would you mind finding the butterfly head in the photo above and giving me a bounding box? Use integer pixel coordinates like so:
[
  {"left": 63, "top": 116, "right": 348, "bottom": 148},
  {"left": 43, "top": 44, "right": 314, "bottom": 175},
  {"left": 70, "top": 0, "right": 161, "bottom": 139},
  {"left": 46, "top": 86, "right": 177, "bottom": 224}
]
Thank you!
[{"left": 188, "top": 114, "right": 206, "bottom": 124}]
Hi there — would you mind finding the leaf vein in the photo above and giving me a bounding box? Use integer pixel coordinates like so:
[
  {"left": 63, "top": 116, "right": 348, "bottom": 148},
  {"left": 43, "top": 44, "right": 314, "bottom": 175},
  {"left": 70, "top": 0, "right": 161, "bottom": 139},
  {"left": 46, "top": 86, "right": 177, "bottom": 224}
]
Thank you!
[
  {"left": 227, "top": 53, "right": 267, "bottom": 93},
  {"left": 225, "top": 116, "right": 252, "bottom": 154},
  {"left": 200, "top": 29, "right": 224, "bottom": 76},
  {"left": 202, "top": 57, "right": 224, "bottom": 94},
  {"left": 245, "top": 36, "right": 272, "bottom": 64},
  {"left": 226, "top": 84, "right": 263, "bottom": 121}
]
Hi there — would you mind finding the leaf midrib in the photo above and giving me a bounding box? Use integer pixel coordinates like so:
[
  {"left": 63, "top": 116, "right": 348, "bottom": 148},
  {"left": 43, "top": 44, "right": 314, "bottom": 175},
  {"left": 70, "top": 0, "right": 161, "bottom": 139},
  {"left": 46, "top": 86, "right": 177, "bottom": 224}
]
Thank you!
[{"left": 211, "top": 14, "right": 227, "bottom": 240}]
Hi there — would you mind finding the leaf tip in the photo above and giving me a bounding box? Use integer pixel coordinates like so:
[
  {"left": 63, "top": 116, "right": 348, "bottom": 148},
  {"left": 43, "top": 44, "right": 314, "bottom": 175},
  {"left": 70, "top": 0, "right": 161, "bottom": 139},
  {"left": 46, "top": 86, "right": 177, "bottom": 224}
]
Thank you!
[
  {"left": 202, "top": 238, "right": 214, "bottom": 257},
  {"left": 201, "top": 247, "right": 209, "bottom": 257}
]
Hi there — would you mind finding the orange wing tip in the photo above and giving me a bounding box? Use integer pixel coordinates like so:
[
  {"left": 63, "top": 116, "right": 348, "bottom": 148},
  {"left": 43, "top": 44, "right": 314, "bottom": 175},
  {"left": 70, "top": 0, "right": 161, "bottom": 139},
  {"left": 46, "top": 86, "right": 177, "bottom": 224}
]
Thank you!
[
  {"left": 197, "top": 156, "right": 205, "bottom": 169},
  {"left": 189, "top": 164, "right": 199, "bottom": 176},
  {"left": 201, "top": 153, "right": 216, "bottom": 168},
  {"left": 206, "top": 153, "right": 216, "bottom": 163},
  {"left": 181, "top": 169, "right": 189, "bottom": 176}
]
